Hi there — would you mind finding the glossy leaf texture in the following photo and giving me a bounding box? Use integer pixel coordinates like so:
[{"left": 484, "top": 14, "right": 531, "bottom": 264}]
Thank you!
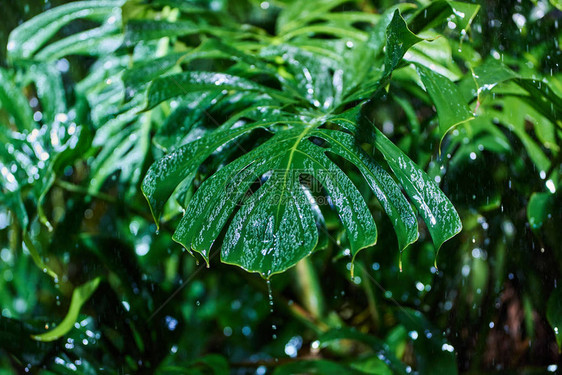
[
  {"left": 0, "top": 66, "right": 90, "bottom": 233},
  {"left": 141, "top": 9, "right": 462, "bottom": 277}
]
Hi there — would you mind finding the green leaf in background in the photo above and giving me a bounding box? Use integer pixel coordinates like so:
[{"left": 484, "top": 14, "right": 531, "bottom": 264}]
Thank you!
[
  {"left": 273, "top": 359, "right": 368, "bottom": 375},
  {"left": 547, "top": 287, "right": 562, "bottom": 352},
  {"left": 416, "top": 64, "right": 474, "bottom": 143},
  {"left": 527, "top": 192, "right": 556, "bottom": 230},
  {"left": 22, "top": 232, "right": 58, "bottom": 279},
  {"left": 320, "top": 328, "right": 408, "bottom": 374},
  {"left": 145, "top": 71, "right": 289, "bottom": 109},
  {"left": 276, "top": 0, "right": 351, "bottom": 35},
  {"left": 124, "top": 20, "right": 199, "bottom": 47},
  {"left": 462, "top": 60, "right": 562, "bottom": 125},
  {"left": 156, "top": 354, "right": 230, "bottom": 374},
  {"left": 398, "top": 309, "right": 458, "bottom": 375},
  {"left": 551, "top": 0, "right": 562, "bottom": 11},
  {"left": 31, "top": 277, "right": 101, "bottom": 342},
  {"left": 7, "top": 0, "right": 124, "bottom": 61},
  {"left": 0, "top": 67, "right": 34, "bottom": 131}
]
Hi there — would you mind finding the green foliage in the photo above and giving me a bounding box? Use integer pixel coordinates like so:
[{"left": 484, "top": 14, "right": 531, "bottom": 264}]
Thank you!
[{"left": 0, "top": 0, "right": 561, "bottom": 373}]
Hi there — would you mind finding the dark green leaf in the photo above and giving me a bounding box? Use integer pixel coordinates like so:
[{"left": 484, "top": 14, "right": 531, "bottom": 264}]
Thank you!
[
  {"left": 145, "top": 71, "right": 289, "bottom": 110},
  {"left": 397, "top": 309, "right": 458, "bottom": 375},
  {"left": 416, "top": 64, "right": 474, "bottom": 141},
  {"left": 527, "top": 192, "right": 555, "bottom": 230},
  {"left": 320, "top": 328, "right": 408, "bottom": 374},
  {"left": 384, "top": 11, "right": 423, "bottom": 76},
  {"left": 124, "top": 20, "right": 199, "bottom": 47},
  {"left": 273, "top": 359, "right": 368, "bottom": 375},
  {"left": 373, "top": 127, "right": 462, "bottom": 251}
]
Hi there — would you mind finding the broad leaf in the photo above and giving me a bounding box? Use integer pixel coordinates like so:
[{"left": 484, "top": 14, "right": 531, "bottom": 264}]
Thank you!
[{"left": 141, "top": 10, "right": 462, "bottom": 277}]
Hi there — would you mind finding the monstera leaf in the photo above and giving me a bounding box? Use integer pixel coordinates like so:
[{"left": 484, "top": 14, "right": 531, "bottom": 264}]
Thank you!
[{"left": 142, "top": 11, "right": 462, "bottom": 277}]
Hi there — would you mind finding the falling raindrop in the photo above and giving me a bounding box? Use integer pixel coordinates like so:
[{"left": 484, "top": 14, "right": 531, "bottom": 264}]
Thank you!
[{"left": 266, "top": 279, "right": 274, "bottom": 313}]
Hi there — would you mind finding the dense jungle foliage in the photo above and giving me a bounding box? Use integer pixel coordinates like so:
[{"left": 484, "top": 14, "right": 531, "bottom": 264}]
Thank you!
[{"left": 0, "top": 0, "right": 561, "bottom": 373}]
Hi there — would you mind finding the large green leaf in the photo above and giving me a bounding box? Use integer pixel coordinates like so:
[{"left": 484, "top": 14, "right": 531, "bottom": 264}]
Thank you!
[{"left": 172, "top": 125, "right": 378, "bottom": 277}]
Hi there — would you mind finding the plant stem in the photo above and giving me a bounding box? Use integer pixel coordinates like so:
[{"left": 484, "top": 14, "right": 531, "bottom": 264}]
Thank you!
[
  {"left": 294, "top": 257, "right": 326, "bottom": 320},
  {"left": 54, "top": 179, "right": 116, "bottom": 203}
]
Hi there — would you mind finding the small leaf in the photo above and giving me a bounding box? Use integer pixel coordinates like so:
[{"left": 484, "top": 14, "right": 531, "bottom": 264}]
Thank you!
[
  {"left": 145, "top": 71, "right": 289, "bottom": 110},
  {"left": 273, "top": 359, "right": 367, "bottom": 375},
  {"left": 384, "top": 10, "right": 423, "bottom": 75},
  {"left": 0, "top": 68, "right": 34, "bottom": 131},
  {"left": 276, "top": 0, "right": 350, "bottom": 34},
  {"left": 528, "top": 192, "right": 555, "bottom": 230},
  {"left": 462, "top": 60, "right": 562, "bottom": 124},
  {"left": 416, "top": 64, "right": 474, "bottom": 143},
  {"left": 408, "top": 0, "right": 480, "bottom": 35},
  {"left": 7, "top": 0, "right": 123, "bottom": 60},
  {"left": 32, "top": 278, "right": 101, "bottom": 342}
]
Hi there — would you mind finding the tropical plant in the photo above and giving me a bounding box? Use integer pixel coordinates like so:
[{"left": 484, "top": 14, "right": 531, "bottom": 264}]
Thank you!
[{"left": 0, "top": 0, "right": 560, "bottom": 373}]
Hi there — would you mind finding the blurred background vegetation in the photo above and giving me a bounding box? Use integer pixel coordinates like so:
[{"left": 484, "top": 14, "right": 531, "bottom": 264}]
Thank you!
[{"left": 0, "top": 0, "right": 561, "bottom": 374}]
